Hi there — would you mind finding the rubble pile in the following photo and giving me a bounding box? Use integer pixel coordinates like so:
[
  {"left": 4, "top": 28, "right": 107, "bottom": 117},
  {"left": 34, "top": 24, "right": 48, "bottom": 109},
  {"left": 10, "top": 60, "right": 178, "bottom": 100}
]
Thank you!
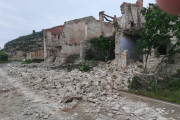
[{"left": 3, "top": 62, "right": 175, "bottom": 120}]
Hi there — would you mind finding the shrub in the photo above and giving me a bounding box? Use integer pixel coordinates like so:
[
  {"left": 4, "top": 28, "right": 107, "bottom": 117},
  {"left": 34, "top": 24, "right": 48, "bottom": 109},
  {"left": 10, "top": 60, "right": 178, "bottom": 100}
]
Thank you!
[
  {"left": 22, "top": 59, "right": 32, "bottom": 64},
  {"left": 78, "top": 64, "right": 90, "bottom": 72},
  {"left": 90, "top": 35, "right": 115, "bottom": 62},
  {"left": 77, "top": 60, "right": 94, "bottom": 72},
  {"left": 32, "top": 59, "right": 44, "bottom": 63},
  {"left": 0, "top": 51, "right": 8, "bottom": 61},
  {"left": 137, "top": 65, "right": 143, "bottom": 68},
  {"left": 177, "top": 69, "right": 180, "bottom": 73},
  {"left": 166, "top": 78, "right": 180, "bottom": 91},
  {"left": 22, "top": 59, "right": 44, "bottom": 64},
  {"left": 129, "top": 76, "right": 142, "bottom": 90},
  {"left": 65, "top": 54, "right": 79, "bottom": 63}
]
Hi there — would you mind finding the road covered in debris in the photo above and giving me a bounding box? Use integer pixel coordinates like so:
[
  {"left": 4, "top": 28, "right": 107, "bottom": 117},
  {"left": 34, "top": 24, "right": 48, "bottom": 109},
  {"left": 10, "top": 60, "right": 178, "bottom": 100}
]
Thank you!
[{"left": 0, "top": 62, "right": 179, "bottom": 120}]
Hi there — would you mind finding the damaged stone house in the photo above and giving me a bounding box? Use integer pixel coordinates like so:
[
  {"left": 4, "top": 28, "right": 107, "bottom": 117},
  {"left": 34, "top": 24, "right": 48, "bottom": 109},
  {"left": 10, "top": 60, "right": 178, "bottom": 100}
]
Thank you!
[
  {"left": 43, "top": 15, "right": 115, "bottom": 63},
  {"left": 43, "top": 0, "right": 144, "bottom": 64},
  {"left": 43, "top": 0, "right": 178, "bottom": 72}
]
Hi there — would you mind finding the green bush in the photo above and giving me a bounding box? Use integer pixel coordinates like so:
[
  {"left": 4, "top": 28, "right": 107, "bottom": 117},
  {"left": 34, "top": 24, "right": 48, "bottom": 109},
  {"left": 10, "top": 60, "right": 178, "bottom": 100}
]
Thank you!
[
  {"left": 137, "top": 65, "right": 143, "bottom": 68},
  {"left": 166, "top": 78, "right": 180, "bottom": 91},
  {"left": 0, "top": 51, "right": 8, "bottom": 61},
  {"left": 32, "top": 59, "right": 44, "bottom": 63},
  {"left": 22, "top": 59, "right": 32, "bottom": 64},
  {"left": 65, "top": 54, "right": 79, "bottom": 63},
  {"left": 77, "top": 60, "right": 94, "bottom": 72},
  {"left": 90, "top": 35, "right": 115, "bottom": 62},
  {"left": 129, "top": 76, "right": 142, "bottom": 90},
  {"left": 22, "top": 59, "right": 44, "bottom": 64},
  {"left": 78, "top": 64, "right": 90, "bottom": 72},
  {"left": 177, "top": 69, "right": 180, "bottom": 73}
]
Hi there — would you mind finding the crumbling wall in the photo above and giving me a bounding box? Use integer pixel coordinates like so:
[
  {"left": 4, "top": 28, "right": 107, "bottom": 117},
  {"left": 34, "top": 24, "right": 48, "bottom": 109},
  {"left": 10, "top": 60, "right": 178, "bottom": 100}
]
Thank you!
[
  {"left": 60, "top": 17, "right": 92, "bottom": 57},
  {"left": 26, "top": 50, "right": 44, "bottom": 60},
  {"left": 61, "top": 16, "right": 114, "bottom": 57},
  {"left": 44, "top": 16, "right": 115, "bottom": 63},
  {"left": 113, "top": 30, "right": 128, "bottom": 67},
  {"left": 145, "top": 37, "right": 180, "bottom": 73},
  {"left": 43, "top": 0, "right": 145, "bottom": 63},
  {"left": 119, "top": 33, "right": 140, "bottom": 62},
  {"left": 43, "top": 25, "right": 64, "bottom": 60},
  {"left": 112, "top": 0, "right": 145, "bottom": 67},
  {"left": 118, "top": 0, "right": 144, "bottom": 29}
]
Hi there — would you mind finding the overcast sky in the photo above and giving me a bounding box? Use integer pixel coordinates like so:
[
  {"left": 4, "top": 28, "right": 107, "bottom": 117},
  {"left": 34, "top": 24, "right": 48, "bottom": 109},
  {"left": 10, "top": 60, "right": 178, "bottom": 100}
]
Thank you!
[{"left": 0, "top": 0, "right": 156, "bottom": 48}]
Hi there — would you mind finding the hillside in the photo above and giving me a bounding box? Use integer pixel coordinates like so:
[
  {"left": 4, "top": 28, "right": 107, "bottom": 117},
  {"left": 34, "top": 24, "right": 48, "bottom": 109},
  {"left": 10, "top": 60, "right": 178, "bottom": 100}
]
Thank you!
[{"left": 4, "top": 30, "right": 43, "bottom": 60}]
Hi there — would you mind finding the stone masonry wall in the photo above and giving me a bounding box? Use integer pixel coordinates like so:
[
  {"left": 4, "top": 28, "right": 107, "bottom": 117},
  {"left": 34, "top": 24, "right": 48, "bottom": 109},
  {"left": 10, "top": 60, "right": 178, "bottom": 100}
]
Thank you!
[
  {"left": 61, "top": 16, "right": 114, "bottom": 57},
  {"left": 146, "top": 37, "right": 180, "bottom": 73},
  {"left": 44, "top": 16, "right": 115, "bottom": 63},
  {"left": 113, "top": 30, "right": 128, "bottom": 67},
  {"left": 43, "top": 25, "right": 64, "bottom": 60},
  {"left": 26, "top": 50, "right": 44, "bottom": 60},
  {"left": 119, "top": 1, "right": 144, "bottom": 29}
]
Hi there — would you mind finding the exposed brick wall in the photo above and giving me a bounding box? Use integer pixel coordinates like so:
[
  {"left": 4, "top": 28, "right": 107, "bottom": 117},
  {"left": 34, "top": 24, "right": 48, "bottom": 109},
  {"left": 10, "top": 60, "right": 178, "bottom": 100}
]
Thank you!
[{"left": 44, "top": 25, "right": 64, "bottom": 36}]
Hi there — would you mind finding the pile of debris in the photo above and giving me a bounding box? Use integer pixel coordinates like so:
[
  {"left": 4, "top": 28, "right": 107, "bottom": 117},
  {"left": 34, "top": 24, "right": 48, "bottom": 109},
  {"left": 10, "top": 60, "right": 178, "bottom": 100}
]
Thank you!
[{"left": 3, "top": 61, "right": 175, "bottom": 120}]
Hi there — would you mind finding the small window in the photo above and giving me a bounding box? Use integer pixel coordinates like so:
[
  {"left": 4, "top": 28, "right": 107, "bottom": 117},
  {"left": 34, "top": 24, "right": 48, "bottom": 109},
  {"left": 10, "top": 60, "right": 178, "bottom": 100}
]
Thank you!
[
  {"left": 54, "top": 34, "right": 56, "bottom": 38},
  {"left": 58, "top": 35, "right": 60, "bottom": 39}
]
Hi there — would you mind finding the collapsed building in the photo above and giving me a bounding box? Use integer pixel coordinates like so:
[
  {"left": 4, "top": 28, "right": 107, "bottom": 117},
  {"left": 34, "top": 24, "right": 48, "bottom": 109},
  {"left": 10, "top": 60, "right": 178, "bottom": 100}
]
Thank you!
[
  {"left": 43, "top": 16, "right": 115, "bottom": 63},
  {"left": 43, "top": 0, "right": 144, "bottom": 64},
  {"left": 43, "top": 0, "right": 179, "bottom": 73}
]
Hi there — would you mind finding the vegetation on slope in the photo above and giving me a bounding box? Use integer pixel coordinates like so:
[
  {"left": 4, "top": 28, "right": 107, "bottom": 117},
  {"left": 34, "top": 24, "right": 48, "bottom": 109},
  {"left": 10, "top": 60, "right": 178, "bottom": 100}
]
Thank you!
[
  {"left": 4, "top": 30, "right": 43, "bottom": 52},
  {"left": 0, "top": 49, "right": 9, "bottom": 63}
]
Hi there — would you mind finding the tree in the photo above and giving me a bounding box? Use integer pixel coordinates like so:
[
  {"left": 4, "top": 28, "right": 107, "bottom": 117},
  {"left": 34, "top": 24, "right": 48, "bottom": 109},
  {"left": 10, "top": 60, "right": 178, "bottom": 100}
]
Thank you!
[{"left": 135, "top": 4, "right": 180, "bottom": 74}]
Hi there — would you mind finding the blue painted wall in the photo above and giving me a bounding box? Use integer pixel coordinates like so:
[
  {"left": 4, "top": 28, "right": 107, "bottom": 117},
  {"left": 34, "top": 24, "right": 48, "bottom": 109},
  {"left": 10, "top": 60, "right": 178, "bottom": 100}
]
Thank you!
[{"left": 120, "top": 34, "right": 139, "bottom": 60}]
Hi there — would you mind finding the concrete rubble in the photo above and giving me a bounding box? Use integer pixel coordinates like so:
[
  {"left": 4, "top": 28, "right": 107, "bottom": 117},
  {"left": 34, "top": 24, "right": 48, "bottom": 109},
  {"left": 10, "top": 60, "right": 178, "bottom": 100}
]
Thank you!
[{"left": 1, "top": 61, "right": 177, "bottom": 120}]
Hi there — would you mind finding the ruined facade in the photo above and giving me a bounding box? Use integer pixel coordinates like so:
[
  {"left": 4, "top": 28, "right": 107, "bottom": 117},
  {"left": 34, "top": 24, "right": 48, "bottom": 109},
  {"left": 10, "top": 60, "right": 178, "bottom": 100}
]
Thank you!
[
  {"left": 44, "top": 15, "right": 115, "bottom": 63},
  {"left": 44, "top": 0, "right": 177, "bottom": 71},
  {"left": 113, "top": 0, "right": 144, "bottom": 67},
  {"left": 43, "top": 25, "right": 64, "bottom": 61},
  {"left": 145, "top": 36, "right": 180, "bottom": 73}
]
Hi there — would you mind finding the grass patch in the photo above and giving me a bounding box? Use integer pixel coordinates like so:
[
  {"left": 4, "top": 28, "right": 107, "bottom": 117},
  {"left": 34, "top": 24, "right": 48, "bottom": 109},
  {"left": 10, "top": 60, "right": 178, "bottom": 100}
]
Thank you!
[
  {"left": 22, "top": 59, "right": 32, "bottom": 64},
  {"left": 128, "top": 76, "right": 180, "bottom": 104},
  {"left": 0, "top": 60, "right": 11, "bottom": 64},
  {"left": 129, "top": 89, "right": 180, "bottom": 104},
  {"left": 22, "top": 59, "right": 44, "bottom": 64}
]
